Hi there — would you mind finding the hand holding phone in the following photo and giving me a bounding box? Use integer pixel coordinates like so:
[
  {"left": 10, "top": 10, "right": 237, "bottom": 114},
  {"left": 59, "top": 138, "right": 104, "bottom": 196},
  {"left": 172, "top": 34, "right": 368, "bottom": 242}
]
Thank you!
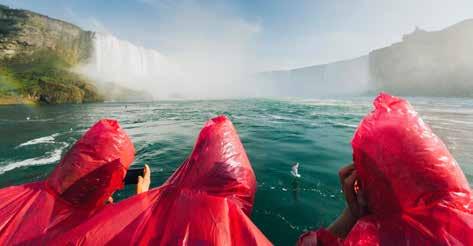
[
  {"left": 137, "top": 164, "right": 151, "bottom": 194},
  {"left": 123, "top": 164, "right": 151, "bottom": 194},
  {"left": 123, "top": 167, "right": 145, "bottom": 185}
]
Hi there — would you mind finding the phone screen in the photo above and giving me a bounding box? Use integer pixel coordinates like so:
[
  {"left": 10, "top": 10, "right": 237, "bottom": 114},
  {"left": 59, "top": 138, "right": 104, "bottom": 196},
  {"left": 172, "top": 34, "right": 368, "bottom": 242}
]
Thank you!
[{"left": 123, "top": 167, "right": 144, "bottom": 185}]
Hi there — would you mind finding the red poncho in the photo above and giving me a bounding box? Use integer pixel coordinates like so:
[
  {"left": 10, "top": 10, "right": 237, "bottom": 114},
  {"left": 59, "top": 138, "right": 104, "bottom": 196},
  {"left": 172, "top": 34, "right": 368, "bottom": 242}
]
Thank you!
[
  {"left": 0, "top": 119, "right": 135, "bottom": 245},
  {"left": 53, "top": 115, "right": 272, "bottom": 245},
  {"left": 298, "top": 93, "right": 473, "bottom": 245}
]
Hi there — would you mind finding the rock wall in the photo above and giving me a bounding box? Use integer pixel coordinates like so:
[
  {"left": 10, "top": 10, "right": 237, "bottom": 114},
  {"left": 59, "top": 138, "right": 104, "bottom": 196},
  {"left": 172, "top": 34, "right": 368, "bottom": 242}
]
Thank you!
[
  {"left": 0, "top": 5, "right": 155, "bottom": 104},
  {"left": 263, "top": 19, "right": 473, "bottom": 98},
  {"left": 0, "top": 4, "right": 93, "bottom": 64},
  {"left": 0, "top": 5, "right": 103, "bottom": 104},
  {"left": 369, "top": 20, "right": 473, "bottom": 97},
  {"left": 259, "top": 56, "right": 370, "bottom": 97}
]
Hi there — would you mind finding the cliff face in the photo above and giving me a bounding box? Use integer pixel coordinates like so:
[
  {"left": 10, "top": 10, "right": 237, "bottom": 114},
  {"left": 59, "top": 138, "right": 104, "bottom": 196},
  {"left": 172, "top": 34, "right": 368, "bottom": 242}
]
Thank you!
[
  {"left": 0, "top": 5, "right": 102, "bottom": 104},
  {"left": 263, "top": 19, "right": 473, "bottom": 98},
  {"left": 259, "top": 56, "right": 370, "bottom": 97},
  {"left": 370, "top": 20, "right": 473, "bottom": 97},
  {"left": 0, "top": 5, "right": 93, "bottom": 64}
]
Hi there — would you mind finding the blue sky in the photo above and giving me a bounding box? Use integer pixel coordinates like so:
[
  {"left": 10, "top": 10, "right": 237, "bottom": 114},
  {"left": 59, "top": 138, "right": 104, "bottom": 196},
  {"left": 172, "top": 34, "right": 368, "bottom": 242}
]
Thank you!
[{"left": 2, "top": 0, "right": 473, "bottom": 70}]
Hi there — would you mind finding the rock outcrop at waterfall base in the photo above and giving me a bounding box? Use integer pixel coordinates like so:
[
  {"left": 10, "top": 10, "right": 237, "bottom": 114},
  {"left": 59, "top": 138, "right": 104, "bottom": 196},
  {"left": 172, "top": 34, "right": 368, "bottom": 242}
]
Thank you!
[{"left": 0, "top": 5, "right": 151, "bottom": 104}]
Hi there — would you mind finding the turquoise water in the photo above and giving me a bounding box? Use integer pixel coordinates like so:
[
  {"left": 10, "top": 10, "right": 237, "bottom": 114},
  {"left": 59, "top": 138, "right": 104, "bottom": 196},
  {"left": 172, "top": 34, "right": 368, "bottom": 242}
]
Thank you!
[{"left": 1, "top": 97, "right": 473, "bottom": 245}]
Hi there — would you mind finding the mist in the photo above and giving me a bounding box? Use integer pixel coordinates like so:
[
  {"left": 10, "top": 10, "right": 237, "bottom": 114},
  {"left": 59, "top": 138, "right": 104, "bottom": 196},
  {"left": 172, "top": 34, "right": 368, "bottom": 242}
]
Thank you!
[
  {"left": 67, "top": 0, "right": 473, "bottom": 99},
  {"left": 76, "top": 1, "right": 263, "bottom": 100}
]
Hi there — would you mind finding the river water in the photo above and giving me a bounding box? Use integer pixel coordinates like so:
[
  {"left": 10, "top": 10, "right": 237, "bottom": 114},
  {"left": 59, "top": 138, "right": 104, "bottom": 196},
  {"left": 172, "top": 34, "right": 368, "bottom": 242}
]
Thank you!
[{"left": 1, "top": 97, "right": 472, "bottom": 245}]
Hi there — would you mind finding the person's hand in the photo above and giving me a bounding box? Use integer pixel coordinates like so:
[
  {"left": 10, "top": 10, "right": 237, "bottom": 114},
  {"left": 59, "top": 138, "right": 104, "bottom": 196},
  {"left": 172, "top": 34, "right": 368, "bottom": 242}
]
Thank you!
[
  {"left": 327, "top": 164, "right": 369, "bottom": 238},
  {"left": 338, "top": 164, "right": 368, "bottom": 219},
  {"left": 136, "top": 164, "right": 151, "bottom": 194},
  {"left": 106, "top": 196, "right": 114, "bottom": 204}
]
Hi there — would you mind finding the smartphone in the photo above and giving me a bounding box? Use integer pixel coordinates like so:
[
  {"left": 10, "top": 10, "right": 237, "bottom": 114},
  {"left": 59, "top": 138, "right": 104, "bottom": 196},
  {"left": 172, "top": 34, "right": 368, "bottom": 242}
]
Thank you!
[{"left": 124, "top": 167, "right": 145, "bottom": 185}]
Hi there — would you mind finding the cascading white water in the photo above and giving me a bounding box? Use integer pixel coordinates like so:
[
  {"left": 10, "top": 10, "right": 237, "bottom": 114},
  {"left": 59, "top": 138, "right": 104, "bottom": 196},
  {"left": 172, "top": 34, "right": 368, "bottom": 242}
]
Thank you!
[
  {"left": 78, "top": 31, "right": 265, "bottom": 100},
  {"left": 77, "top": 33, "right": 182, "bottom": 98},
  {"left": 93, "top": 33, "right": 175, "bottom": 80}
]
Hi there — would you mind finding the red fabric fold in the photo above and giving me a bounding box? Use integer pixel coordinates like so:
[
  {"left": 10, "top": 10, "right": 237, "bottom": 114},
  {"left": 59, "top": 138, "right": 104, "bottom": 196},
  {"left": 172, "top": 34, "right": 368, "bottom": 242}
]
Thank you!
[
  {"left": 0, "top": 119, "right": 135, "bottom": 245},
  {"left": 296, "top": 229, "right": 341, "bottom": 246},
  {"left": 298, "top": 93, "right": 473, "bottom": 245},
  {"left": 347, "top": 92, "right": 473, "bottom": 245},
  {"left": 53, "top": 115, "right": 272, "bottom": 246}
]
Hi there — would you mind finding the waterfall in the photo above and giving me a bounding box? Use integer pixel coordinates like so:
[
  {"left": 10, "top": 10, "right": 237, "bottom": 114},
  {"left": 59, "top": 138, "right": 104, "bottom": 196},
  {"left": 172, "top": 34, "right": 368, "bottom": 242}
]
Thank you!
[
  {"left": 77, "top": 33, "right": 251, "bottom": 99},
  {"left": 78, "top": 33, "right": 181, "bottom": 93}
]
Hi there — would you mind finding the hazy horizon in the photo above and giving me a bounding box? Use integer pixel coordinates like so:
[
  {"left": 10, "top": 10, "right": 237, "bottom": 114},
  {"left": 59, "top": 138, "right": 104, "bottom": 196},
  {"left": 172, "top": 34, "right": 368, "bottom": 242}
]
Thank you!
[
  {"left": 2, "top": 0, "right": 473, "bottom": 70},
  {"left": 2, "top": 0, "right": 473, "bottom": 99}
]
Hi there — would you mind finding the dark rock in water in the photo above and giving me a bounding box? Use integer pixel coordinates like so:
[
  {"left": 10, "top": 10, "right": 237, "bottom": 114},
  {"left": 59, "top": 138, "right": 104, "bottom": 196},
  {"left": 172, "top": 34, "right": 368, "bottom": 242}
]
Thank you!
[
  {"left": 35, "top": 79, "right": 103, "bottom": 104},
  {"left": 37, "top": 80, "right": 83, "bottom": 104}
]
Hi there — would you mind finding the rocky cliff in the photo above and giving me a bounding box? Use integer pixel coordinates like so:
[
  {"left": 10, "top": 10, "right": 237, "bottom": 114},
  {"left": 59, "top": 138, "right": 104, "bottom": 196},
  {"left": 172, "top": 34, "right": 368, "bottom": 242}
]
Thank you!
[
  {"left": 0, "top": 5, "right": 152, "bottom": 104},
  {"left": 370, "top": 20, "right": 473, "bottom": 97},
  {"left": 0, "top": 4, "right": 102, "bottom": 104},
  {"left": 259, "top": 56, "right": 370, "bottom": 97},
  {"left": 264, "top": 20, "right": 473, "bottom": 97},
  {"left": 0, "top": 4, "right": 93, "bottom": 63}
]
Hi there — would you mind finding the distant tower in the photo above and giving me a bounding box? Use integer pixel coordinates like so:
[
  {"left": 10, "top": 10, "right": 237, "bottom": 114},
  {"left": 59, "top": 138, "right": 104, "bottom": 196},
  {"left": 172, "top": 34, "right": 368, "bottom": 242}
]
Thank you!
[{"left": 403, "top": 26, "right": 427, "bottom": 41}]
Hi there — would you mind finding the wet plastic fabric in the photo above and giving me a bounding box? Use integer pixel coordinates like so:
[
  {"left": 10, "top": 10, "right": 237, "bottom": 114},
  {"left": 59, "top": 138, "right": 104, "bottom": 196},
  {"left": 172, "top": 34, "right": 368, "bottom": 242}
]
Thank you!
[
  {"left": 54, "top": 115, "right": 272, "bottom": 246},
  {"left": 298, "top": 93, "right": 473, "bottom": 245},
  {"left": 0, "top": 119, "right": 135, "bottom": 245},
  {"left": 297, "top": 229, "right": 342, "bottom": 246}
]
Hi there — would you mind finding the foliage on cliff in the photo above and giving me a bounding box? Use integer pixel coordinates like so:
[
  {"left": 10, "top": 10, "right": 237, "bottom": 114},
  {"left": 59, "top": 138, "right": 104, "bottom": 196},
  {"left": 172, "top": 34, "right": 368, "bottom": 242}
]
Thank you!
[
  {"left": 0, "top": 5, "right": 155, "bottom": 104},
  {"left": 0, "top": 50, "right": 103, "bottom": 104},
  {"left": 0, "top": 4, "right": 93, "bottom": 63},
  {"left": 0, "top": 5, "right": 102, "bottom": 104}
]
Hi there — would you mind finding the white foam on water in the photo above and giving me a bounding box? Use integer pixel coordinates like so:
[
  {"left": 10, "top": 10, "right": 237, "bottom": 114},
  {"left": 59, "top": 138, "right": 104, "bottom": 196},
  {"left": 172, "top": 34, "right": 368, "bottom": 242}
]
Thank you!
[
  {"left": 17, "top": 133, "right": 59, "bottom": 147},
  {"left": 331, "top": 121, "right": 358, "bottom": 128},
  {"left": 0, "top": 144, "right": 66, "bottom": 174}
]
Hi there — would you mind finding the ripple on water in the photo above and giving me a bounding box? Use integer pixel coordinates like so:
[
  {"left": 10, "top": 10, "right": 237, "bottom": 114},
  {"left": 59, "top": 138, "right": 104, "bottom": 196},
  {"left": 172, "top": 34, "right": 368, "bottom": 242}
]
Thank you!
[
  {"left": 0, "top": 143, "right": 68, "bottom": 174},
  {"left": 0, "top": 98, "right": 472, "bottom": 245}
]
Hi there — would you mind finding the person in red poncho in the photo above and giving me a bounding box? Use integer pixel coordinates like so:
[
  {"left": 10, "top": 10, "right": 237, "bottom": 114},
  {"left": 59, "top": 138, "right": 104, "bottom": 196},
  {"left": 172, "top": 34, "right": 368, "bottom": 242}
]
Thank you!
[
  {"left": 298, "top": 93, "right": 473, "bottom": 245},
  {"left": 52, "top": 115, "right": 272, "bottom": 246},
  {"left": 0, "top": 119, "right": 137, "bottom": 245}
]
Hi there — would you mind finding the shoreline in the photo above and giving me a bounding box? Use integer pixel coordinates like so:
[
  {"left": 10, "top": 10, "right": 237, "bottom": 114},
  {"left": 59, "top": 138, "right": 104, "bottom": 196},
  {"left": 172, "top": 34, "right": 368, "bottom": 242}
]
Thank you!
[{"left": 0, "top": 96, "right": 36, "bottom": 105}]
